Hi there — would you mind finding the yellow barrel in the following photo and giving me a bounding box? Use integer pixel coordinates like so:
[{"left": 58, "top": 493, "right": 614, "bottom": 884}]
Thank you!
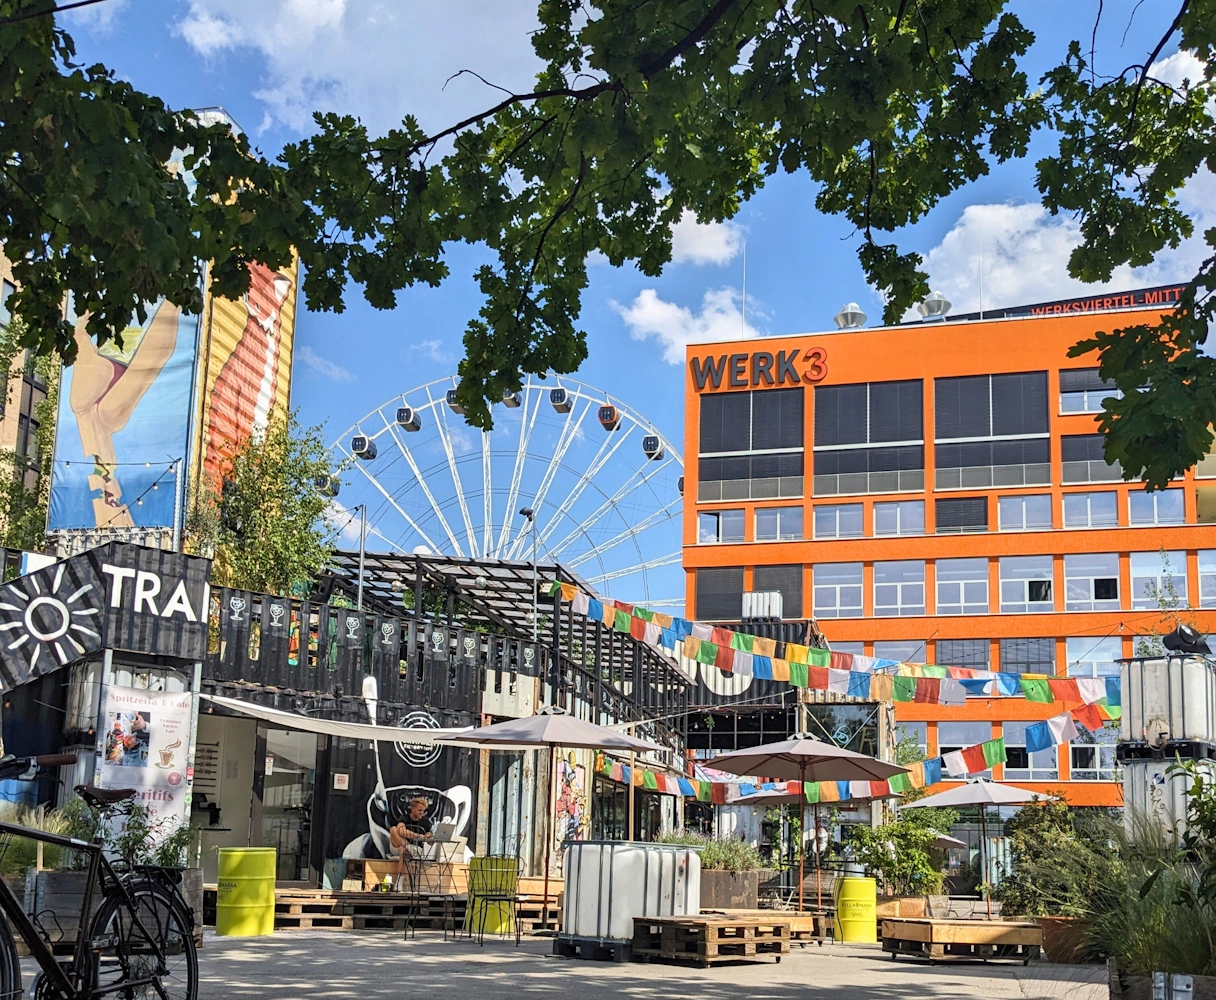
[
  {"left": 216, "top": 848, "right": 277, "bottom": 937},
  {"left": 835, "top": 877, "right": 877, "bottom": 943}
]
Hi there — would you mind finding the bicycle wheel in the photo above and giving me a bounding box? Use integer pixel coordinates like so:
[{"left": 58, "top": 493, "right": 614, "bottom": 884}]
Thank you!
[
  {"left": 0, "top": 912, "right": 21, "bottom": 1000},
  {"left": 89, "top": 884, "right": 197, "bottom": 1000}
]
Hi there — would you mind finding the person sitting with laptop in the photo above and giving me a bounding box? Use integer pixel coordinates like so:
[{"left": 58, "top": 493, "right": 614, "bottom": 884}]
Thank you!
[{"left": 389, "top": 797, "right": 434, "bottom": 858}]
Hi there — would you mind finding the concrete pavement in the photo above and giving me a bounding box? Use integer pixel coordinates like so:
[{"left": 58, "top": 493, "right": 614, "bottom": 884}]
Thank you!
[{"left": 197, "top": 931, "right": 1108, "bottom": 1000}]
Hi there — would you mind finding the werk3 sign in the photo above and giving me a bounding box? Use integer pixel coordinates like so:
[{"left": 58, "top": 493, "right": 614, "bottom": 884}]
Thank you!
[
  {"left": 0, "top": 543, "right": 210, "bottom": 690},
  {"left": 689, "top": 347, "right": 828, "bottom": 391}
]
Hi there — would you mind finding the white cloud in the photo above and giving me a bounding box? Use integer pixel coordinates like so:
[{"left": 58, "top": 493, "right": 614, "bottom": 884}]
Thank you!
[
  {"left": 297, "top": 344, "right": 356, "bottom": 382},
  {"left": 412, "top": 338, "right": 453, "bottom": 363},
  {"left": 613, "top": 287, "right": 761, "bottom": 364},
  {"left": 1152, "top": 50, "right": 1208, "bottom": 91},
  {"left": 324, "top": 499, "right": 365, "bottom": 546},
  {"left": 670, "top": 210, "right": 744, "bottom": 266},
  {"left": 60, "top": 0, "right": 129, "bottom": 32},
  {"left": 174, "top": 1, "right": 542, "bottom": 135}
]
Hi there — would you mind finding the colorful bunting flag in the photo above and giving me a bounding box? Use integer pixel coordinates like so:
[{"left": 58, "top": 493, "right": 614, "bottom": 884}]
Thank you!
[{"left": 1020, "top": 677, "right": 1053, "bottom": 703}]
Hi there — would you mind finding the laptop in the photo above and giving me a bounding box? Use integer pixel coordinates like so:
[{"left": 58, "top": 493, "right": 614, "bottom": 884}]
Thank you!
[{"left": 431, "top": 822, "right": 456, "bottom": 843}]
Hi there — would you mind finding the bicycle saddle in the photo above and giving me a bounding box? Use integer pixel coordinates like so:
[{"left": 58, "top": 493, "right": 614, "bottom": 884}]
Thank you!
[{"left": 75, "top": 785, "right": 137, "bottom": 806}]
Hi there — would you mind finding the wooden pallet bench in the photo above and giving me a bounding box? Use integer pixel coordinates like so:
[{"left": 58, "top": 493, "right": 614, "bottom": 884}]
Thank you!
[
  {"left": 881, "top": 919, "right": 1042, "bottom": 965},
  {"left": 632, "top": 916, "right": 791, "bottom": 967},
  {"left": 702, "top": 909, "right": 831, "bottom": 947}
]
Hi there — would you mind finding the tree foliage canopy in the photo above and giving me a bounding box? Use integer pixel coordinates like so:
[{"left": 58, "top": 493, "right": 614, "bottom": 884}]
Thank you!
[{"left": 3, "top": 0, "right": 1216, "bottom": 484}]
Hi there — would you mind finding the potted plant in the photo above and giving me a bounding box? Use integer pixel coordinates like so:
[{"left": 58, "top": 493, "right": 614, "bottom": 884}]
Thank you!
[
  {"left": 658, "top": 832, "right": 768, "bottom": 909},
  {"left": 849, "top": 802, "right": 957, "bottom": 924}
]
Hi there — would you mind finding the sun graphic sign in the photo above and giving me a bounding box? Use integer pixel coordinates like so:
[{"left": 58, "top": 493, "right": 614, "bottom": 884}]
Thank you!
[{"left": 0, "top": 559, "right": 105, "bottom": 687}]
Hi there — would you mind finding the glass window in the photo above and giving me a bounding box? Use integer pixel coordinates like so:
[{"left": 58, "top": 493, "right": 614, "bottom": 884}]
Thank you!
[
  {"left": 1063, "top": 491, "right": 1118, "bottom": 528},
  {"left": 1059, "top": 368, "right": 1120, "bottom": 414},
  {"left": 1201, "top": 551, "right": 1216, "bottom": 609},
  {"left": 1131, "top": 550, "right": 1187, "bottom": 610},
  {"left": 999, "top": 556, "right": 1054, "bottom": 613},
  {"left": 875, "top": 640, "right": 926, "bottom": 663},
  {"left": 998, "top": 494, "right": 1052, "bottom": 531},
  {"left": 813, "top": 503, "right": 863, "bottom": 539},
  {"left": 813, "top": 381, "right": 924, "bottom": 496},
  {"left": 874, "top": 500, "right": 924, "bottom": 536},
  {"left": 753, "top": 565, "right": 803, "bottom": 619},
  {"left": 1066, "top": 636, "right": 1122, "bottom": 678},
  {"left": 896, "top": 722, "right": 928, "bottom": 759},
  {"left": 1070, "top": 723, "right": 1119, "bottom": 781},
  {"left": 936, "top": 639, "right": 990, "bottom": 667},
  {"left": 936, "top": 558, "right": 989, "bottom": 616},
  {"left": 938, "top": 722, "right": 993, "bottom": 777},
  {"left": 0, "top": 280, "right": 13, "bottom": 327},
  {"left": 1000, "top": 637, "right": 1055, "bottom": 675},
  {"left": 829, "top": 641, "right": 865, "bottom": 655},
  {"left": 698, "top": 510, "right": 744, "bottom": 544},
  {"left": 755, "top": 506, "right": 803, "bottom": 541},
  {"left": 1129, "top": 489, "right": 1185, "bottom": 526},
  {"left": 1064, "top": 553, "right": 1121, "bottom": 612},
  {"left": 874, "top": 561, "right": 925, "bottom": 617},
  {"left": 813, "top": 563, "right": 863, "bottom": 618},
  {"left": 696, "top": 567, "right": 744, "bottom": 620},
  {"left": 1062, "top": 433, "right": 1122, "bottom": 483},
  {"left": 700, "top": 388, "right": 803, "bottom": 453},
  {"left": 936, "top": 496, "right": 989, "bottom": 533},
  {"left": 1004, "top": 721, "right": 1059, "bottom": 780}
]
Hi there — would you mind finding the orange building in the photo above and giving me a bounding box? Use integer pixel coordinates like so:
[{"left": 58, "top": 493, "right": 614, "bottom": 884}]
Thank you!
[{"left": 682, "top": 284, "right": 1216, "bottom": 809}]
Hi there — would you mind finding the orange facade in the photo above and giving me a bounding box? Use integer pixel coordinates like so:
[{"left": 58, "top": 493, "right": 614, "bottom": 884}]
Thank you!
[{"left": 682, "top": 288, "right": 1216, "bottom": 808}]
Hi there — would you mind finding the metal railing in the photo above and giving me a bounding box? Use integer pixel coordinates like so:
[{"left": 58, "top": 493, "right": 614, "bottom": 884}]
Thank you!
[{"left": 812, "top": 469, "right": 923, "bottom": 496}]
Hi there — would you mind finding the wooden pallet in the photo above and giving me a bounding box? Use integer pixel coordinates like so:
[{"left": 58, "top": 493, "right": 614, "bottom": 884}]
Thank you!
[
  {"left": 881, "top": 919, "right": 1042, "bottom": 965},
  {"left": 633, "top": 917, "right": 791, "bottom": 967},
  {"left": 702, "top": 909, "right": 831, "bottom": 947},
  {"left": 274, "top": 913, "right": 355, "bottom": 930}
]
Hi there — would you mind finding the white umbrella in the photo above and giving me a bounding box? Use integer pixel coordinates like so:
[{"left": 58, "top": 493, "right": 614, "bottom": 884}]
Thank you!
[
  {"left": 708, "top": 735, "right": 907, "bottom": 912},
  {"left": 435, "top": 707, "right": 666, "bottom": 925},
  {"left": 901, "top": 778, "right": 1040, "bottom": 918}
]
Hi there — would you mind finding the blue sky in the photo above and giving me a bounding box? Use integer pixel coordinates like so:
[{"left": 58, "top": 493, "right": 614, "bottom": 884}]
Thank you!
[{"left": 58, "top": 1, "right": 1208, "bottom": 600}]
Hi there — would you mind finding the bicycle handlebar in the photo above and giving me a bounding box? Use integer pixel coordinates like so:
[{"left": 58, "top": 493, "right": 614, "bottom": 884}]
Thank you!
[{"left": 35, "top": 755, "right": 77, "bottom": 767}]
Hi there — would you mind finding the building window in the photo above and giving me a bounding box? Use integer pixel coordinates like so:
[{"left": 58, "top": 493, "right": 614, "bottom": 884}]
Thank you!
[
  {"left": 936, "top": 497, "right": 988, "bottom": 533},
  {"left": 1059, "top": 368, "right": 1120, "bottom": 414},
  {"left": 934, "top": 371, "right": 1050, "bottom": 489},
  {"left": 875, "top": 639, "right": 927, "bottom": 663},
  {"left": 696, "top": 567, "right": 744, "bottom": 621},
  {"left": 698, "top": 388, "right": 803, "bottom": 502},
  {"left": 1070, "top": 724, "right": 1119, "bottom": 781},
  {"left": 936, "top": 639, "right": 990, "bottom": 667},
  {"left": 1000, "top": 637, "right": 1055, "bottom": 675},
  {"left": 755, "top": 506, "right": 803, "bottom": 542},
  {"left": 1129, "top": 489, "right": 1185, "bottom": 526},
  {"left": 1131, "top": 550, "right": 1187, "bottom": 610},
  {"left": 999, "top": 556, "right": 1054, "bottom": 613},
  {"left": 813, "top": 503, "right": 863, "bottom": 539},
  {"left": 938, "top": 722, "right": 993, "bottom": 776},
  {"left": 698, "top": 510, "right": 744, "bottom": 544},
  {"left": 1063, "top": 491, "right": 1118, "bottom": 528},
  {"left": 1062, "top": 433, "right": 1122, "bottom": 484},
  {"left": 896, "top": 721, "right": 928, "bottom": 758},
  {"left": 813, "top": 563, "right": 863, "bottom": 618},
  {"left": 1004, "top": 721, "right": 1059, "bottom": 780},
  {"left": 0, "top": 280, "right": 13, "bottom": 327},
  {"left": 813, "top": 380, "right": 924, "bottom": 496},
  {"left": 874, "top": 560, "right": 925, "bottom": 617},
  {"left": 936, "top": 558, "right": 989, "bottom": 616},
  {"left": 1063, "top": 553, "right": 1121, "bottom": 612},
  {"left": 998, "top": 494, "right": 1052, "bottom": 531},
  {"left": 1066, "top": 636, "right": 1122, "bottom": 678},
  {"left": 1201, "top": 551, "right": 1216, "bottom": 609},
  {"left": 874, "top": 500, "right": 924, "bottom": 536},
  {"left": 753, "top": 565, "right": 803, "bottom": 619},
  {"left": 830, "top": 641, "right": 865, "bottom": 655}
]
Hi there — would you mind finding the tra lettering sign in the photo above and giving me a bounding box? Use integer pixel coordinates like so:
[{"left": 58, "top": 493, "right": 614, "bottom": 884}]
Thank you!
[{"left": 689, "top": 347, "right": 828, "bottom": 391}]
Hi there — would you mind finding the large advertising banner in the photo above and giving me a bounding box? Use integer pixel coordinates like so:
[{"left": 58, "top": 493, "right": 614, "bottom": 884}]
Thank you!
[
  {"left": 49, "top": 301, "right": 200, "bottom": 530},
  {"left": 193, "top": 258, "right": 298, "bottom": 487},
  {"left": 96, "top": 684, "right": 194, "bottom": 835}
]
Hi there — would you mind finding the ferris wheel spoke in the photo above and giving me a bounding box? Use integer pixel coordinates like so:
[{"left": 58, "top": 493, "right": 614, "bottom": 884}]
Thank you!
[
  {"left": 428, "top": 382, "right": 481, "bottom": 558},
  {"left": 495, "top": 378, "right": 543, "bottom": 559},
  {"left": 584, "top": 552, "right": 682, "bottom": 585},
  {"left": 506, "top": 392, "right": 593, "bottom": 560},
  {"left": 535, "top": 423, "right": 635, "bottom": 552},
  {"left": 482, "top": 428, "right": 492, "bottom": 557},
  {"left": 566, "top": 499, "right": 682, "bottom": 569},
  {"left": 346, "top": 448, "right": 445, "bottom": 554},
  {"left": 381, "top": 412, "right": 467, "bottom": 558},
  {"left": 547, "top": 455, "right": 677, "bottom": 559}
]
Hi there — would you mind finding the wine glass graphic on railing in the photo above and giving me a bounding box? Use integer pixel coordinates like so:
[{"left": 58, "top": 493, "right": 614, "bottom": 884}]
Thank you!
[{"left": 228, "top": 596, "right": 246, "bottom": 623}]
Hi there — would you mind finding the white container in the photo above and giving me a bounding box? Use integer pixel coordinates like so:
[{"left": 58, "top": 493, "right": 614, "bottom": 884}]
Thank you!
[
  {"left": 742, "top": 591, "right": 783, "bottom": 621},
  {"left": 1123, "top": 758, "right": 1216, "bottom": 842},
  {"left": 1122, "top": 656, "right": 1216, "bottom": 746},
  {"left": 560, "top": 842, "right": 700, "bottom": 941}
]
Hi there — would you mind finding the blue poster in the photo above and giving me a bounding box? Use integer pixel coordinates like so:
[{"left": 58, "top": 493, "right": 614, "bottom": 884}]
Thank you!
[{"left": 48, "top": 299, "right": 199, "bottom": 531}]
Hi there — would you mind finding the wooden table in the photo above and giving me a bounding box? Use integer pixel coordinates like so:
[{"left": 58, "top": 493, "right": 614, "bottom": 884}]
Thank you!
[{"left": 881, "top": 918, "right": 1042, "bottom": 965}]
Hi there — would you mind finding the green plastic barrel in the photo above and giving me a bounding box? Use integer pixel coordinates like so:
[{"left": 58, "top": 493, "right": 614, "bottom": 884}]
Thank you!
[
  {"left": 835, "top": 877, "right": 877, "bottom": 943},
  {"left": 216, "top": 848, "right": 277, "bottom": 937}
]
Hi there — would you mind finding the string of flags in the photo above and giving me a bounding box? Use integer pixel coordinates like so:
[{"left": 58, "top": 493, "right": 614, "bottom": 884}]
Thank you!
[{"left": 547, "top": 580, "right": 1122, "bottom": 718}]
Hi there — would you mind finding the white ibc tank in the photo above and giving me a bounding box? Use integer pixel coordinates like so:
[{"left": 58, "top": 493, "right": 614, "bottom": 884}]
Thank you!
[
  {"left": 1123, "top": 656, "right": 1216, "bottom": 746},
  {"left": 561, "top": 842, "right": 700, "bottom": 941},
  {"left": 1123, "top": 758, "right": 1216, "bottom": 842}
]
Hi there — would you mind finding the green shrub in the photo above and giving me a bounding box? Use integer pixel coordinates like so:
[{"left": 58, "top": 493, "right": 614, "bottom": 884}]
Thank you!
[
  {"left": 657, "top": 832, "right": 764, "bottom": 872},
  {"left": 0, "top": 803, "right": 72, "bottom": 876}
]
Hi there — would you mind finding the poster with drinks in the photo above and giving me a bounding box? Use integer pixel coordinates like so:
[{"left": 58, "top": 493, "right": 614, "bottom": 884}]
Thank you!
[{"left": 97, "top": 685, "right": 193, "bottom": 835}]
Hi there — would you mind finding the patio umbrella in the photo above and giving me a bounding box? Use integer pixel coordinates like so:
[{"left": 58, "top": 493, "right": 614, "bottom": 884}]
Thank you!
[
  {"left": 436, "top": 707, "right": 666, "bottom": 927},
  {"left": 900, "top": 778, "right": 1039, "bottom": 918},
  {"left": 707, "top": 735, "right": 907, "bottom": 912}
]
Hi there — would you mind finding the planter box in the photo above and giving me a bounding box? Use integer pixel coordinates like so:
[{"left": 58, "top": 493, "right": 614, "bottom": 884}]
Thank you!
[
  {"left": 876, "top": 896, "right": 929, "bottom": 919},
  {"left": 700, "top": 870, "right": 761, "bottom": 910},
  {"left": 1035, "top": 916, "right": 1089, "bottom": 965},
  {"left": 1109, "top": 958, "right": 1216, "bottom": 999}
]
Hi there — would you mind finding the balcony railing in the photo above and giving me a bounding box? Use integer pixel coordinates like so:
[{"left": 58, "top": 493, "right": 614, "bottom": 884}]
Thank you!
[
  {"left": 698, "top": 476, "right": 803, "bottom": 502},
  {"left": 812, "top": 470, "right": 924, "bottom": 496},
  {"left": 935, "top": 463, "right": 1050, "bottom": 490},
  {"left": 1062, "top": 459, "right": 1123, "bottom": 484}
]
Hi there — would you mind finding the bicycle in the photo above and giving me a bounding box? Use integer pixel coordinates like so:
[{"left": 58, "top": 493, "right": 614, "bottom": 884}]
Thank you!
[{"left": 0, "top": 753, "right": 198, "bottom": 1000}]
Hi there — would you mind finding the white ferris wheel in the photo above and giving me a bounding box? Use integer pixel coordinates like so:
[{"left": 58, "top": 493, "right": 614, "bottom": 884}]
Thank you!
[{"left": 330, "top": 375, "right": 685, "bottom": 608}]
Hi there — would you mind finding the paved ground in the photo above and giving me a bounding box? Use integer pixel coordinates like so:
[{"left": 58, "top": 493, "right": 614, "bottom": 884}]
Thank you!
[{"left": 194, "top": 931, "right": 1109, "bottom": 1000}]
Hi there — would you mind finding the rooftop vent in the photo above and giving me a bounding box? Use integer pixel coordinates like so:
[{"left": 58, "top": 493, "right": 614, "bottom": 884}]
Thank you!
[
  {"left": 917, "top": 290, "right": 952, "bottom": 321},
  {"left": 833, "top": 302, "right": 867, "bottom": 329}
]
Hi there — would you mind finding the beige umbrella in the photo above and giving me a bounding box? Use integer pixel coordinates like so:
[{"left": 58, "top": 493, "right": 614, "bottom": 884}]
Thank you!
[
  {"left": 708, "top": 735, "right": 907, "bottom": 912},
  {"left": 436, "top": 707, "right": 666, "bottom": 926}
]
